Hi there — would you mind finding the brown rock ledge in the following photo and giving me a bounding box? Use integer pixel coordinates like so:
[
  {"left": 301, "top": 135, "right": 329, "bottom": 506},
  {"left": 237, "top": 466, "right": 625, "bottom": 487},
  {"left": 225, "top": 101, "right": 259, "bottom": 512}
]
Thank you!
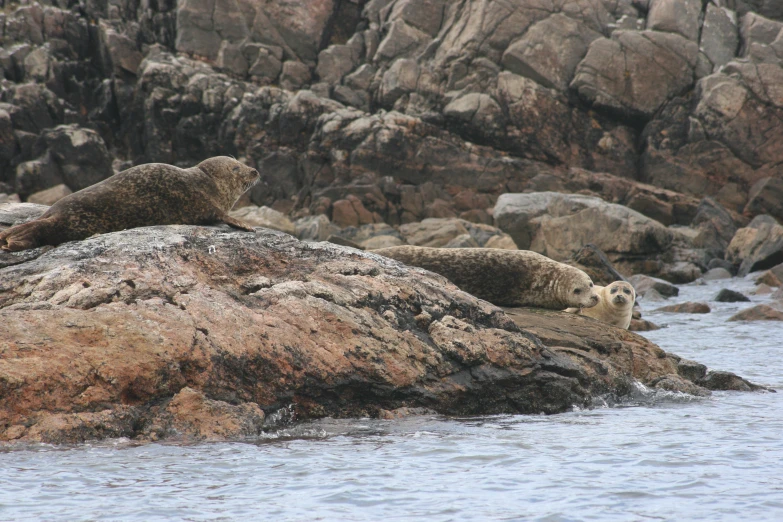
[{"left": 0, "top": 208, "right": 767, "bottom": 444}]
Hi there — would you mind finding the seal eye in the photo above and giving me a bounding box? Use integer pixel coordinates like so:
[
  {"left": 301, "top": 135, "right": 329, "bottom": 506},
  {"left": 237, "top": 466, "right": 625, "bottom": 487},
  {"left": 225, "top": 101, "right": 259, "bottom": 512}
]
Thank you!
[
  {"left": 611, "top": 287, "right": 617, "bottom": 293},
  {"left": 623, "top": 289, "right": 631, "bottom": 294},
  {"left": 574, "top": 288, "right": 582, "bottom": 295}
]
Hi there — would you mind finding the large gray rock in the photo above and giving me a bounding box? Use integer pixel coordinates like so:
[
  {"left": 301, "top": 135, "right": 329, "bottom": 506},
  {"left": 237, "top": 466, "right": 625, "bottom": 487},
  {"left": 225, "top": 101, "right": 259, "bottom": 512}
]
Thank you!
[
  {"left": 176, "top": 0, "right": 249, "bottom": 61},
  {"left": 316, "top": 44, "right": 360, "bottom": 84},
  {"left": 739, "top": 11, "right": 783, "bottom": 56},
  {"left": 700, "top": 4, "right": 739, "bottom": 71},
  {"left": 280, "top": 60, "right": 311, "bottom": 90},
  {"left": 694, "top": 68, "right": 783, "bottom": 169},
  {"left": 744, "top": 177, "right": 783, "bottom": 222},
  {"left": 228, "top": 205, "right": 296, "bottom": 235},
  {"left": 14, "top": 153, "right": 63, "bottom": 199},
  {"left": 246, "top": 45, "right": 283, "bottom": 82},
  {"left": 501, "top": 14, "right": 601, "bottom": 92},
  {"left": 571, "top": 30, "right": 698, "bottom": 117},
  {"left": 443, "top": 93, "right": 505, "bottom": 136},
  {"left": 386, "top": 0, "right": 446, "bottom": 37},
  {"left": 726, "top": 215, "right": 783, "bottom": 276},
  {"left": 16, "top": 125, "right": 112, "bottom": 198},
  {"left": 379, "top": 58, "right": 420, "bottom": 107},
  {"left": 494, "top": 192, "right": 673, "bottom": 268},
  {"left": 99, "top": 21, "right": 143, "bottom": 75},
  {"left": 176, "top": 0, "right": 337, "bottom": 64},
  {"left": 691, "top": 196, "right": 738, "bottom": 258},
  {"left": 628, "top": 274, "right": 679, "bottom": 299},
  {"left": 374, "top": 20, "right": 429, "bottom": 62},
  {"left": 646, "top": 0, "right": 702, "bottom": 41}
]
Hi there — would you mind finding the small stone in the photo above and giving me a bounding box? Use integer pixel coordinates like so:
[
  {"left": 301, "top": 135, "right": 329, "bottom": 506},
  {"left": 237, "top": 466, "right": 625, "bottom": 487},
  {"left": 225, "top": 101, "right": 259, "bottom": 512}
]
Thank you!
[
  {"left": 361, "top": 235, "right": 404, "bottom": 249},
  {"left": 26, "top": 183, "right": 71, "bottom": 205},
  {"left": 655, "top": 302, "right": 711, "bottom": 313},
  {"left": 752, "top": 284, "right": 775, "bottom": 295},
  {"left": 728, "top": 304, "right": 783, "bottom": 321},
  {"left": 483, "top": 234, "right": 517, "bottom": 250},
  {"left": 295, "top": 214, "right": 335, "bottom": 242},
  {"left": 651, "top": 375, "right": 710, "bottom": 397},
  {"left": 713, "top": 289, "right": 750, "bottom": 303},
  {"left": 628, "top": 319, "right": 661, "bottom": 331},
  {"left": 677, "top": 358, "right": 707, "bottom": 381},
  {"left": 443, "top": 233, "right": 479, "bottom": 248},
  {"left": 754, "top": 270, "right": 782, "bottom": 287},
  {"left": 707, "top": 258, "right": 735, "bottom": 273},
  {"left": 698, "top": 371, "right": 760, "bottom": 391},
  {"left": 228, "top": 205, "right": 295, "bottom": 235},
  {"left": 702, "top": 267, "right": 732, "bottom": 281},
  {"left": 628, "top": 274, "right": 679, "bottom": 298}
]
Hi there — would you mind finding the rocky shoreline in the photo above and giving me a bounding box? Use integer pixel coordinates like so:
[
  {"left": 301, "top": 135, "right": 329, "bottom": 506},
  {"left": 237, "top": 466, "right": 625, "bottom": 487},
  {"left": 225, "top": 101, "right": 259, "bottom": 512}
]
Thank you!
[
  {"left": 0, "top": 202, "right": 770, "bottom": 444},
  {"left": 3, "top": 0, "right": 783, "bottom": 443}
]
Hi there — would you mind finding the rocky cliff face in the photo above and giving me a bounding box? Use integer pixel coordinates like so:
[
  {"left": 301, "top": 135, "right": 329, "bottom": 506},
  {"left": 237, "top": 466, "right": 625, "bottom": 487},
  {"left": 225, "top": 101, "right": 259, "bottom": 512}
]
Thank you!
[
  {"left": 0, "top": 202, "right": 761, "bottom": 444},
  {"left": 2, "top": 1, "right": 782, "bottom": 225}
]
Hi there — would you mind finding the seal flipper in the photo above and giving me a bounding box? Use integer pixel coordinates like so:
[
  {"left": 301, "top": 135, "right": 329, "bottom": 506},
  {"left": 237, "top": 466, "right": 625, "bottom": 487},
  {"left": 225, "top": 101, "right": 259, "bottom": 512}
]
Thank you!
[
  {"left": 0, "top": 218, "right": 56, "bottom": 252},
  {"left": 218, "top": 213, "right": 256, "bottom": 232}
]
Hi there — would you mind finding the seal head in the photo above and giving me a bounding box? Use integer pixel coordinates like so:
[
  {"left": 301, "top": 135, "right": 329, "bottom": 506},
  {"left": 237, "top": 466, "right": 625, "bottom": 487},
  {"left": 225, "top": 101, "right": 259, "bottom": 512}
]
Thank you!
[
  {"left": 565, "top": 280, "right": 635, "bottom": 329},
  {"left": 197, "top": 156, "right": 261, "bottom": 211}
]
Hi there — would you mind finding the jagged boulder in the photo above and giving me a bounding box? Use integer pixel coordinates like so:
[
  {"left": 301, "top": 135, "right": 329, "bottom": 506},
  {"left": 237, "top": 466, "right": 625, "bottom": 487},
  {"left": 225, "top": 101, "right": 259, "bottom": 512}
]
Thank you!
[
  {"left": 726, "top": 215, "right": 783, "bottom": 276},
  {"left": 571, "top": 30, "right": 698, "bottom": 117},
  {"left": 493, "top": 192, "right": 682, "bottom": 277}
]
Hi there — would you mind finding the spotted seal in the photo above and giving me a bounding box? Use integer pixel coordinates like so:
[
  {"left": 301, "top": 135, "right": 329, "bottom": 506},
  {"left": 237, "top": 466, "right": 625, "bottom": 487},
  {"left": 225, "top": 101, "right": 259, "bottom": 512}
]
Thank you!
[
  {"left": 0, "top": 156, "right": 260, "bottom": 252},
  {"left": 372, "top": 246, "right": 600, "bottom": 309},
  {"left": 565, "top": 280, "right": 635, "bottom": 329}
]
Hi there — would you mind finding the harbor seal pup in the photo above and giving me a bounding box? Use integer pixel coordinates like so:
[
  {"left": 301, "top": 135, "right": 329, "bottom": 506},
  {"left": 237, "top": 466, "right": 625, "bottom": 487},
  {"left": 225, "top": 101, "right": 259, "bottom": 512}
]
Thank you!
[
  {"left": 0, "top": 156, "right": 260, "bottom": 252},
  {"left": 565, "top": 280, "right": 635, "bottom": 329},
  {"left": 372, "top": 246, "right": 600, "bottom": 309}
]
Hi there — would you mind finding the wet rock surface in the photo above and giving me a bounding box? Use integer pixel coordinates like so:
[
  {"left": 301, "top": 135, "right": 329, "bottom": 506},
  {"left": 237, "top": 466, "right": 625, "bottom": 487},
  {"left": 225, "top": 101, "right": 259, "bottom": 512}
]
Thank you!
[
  {"left": 655, "top": 302, "right": 711, "bottom": 314},
  {"left": 714, "top": 289, "right": 751, "bottom": 303},
  {"left": 728, "top": 304, "right": 783, "bottom": 321}
]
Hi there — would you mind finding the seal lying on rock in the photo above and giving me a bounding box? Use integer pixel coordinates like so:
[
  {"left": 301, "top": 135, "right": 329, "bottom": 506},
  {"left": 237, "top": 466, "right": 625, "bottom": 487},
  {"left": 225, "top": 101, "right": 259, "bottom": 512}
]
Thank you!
[
  {"left": 0, "top": 157, "right": 260, "bottom": 252},
  {"left": 565, "top": 281, "right": 636, "bottom": 329},
  {"left": 372, "top": 246, "right": 599, "bottom": 309}
]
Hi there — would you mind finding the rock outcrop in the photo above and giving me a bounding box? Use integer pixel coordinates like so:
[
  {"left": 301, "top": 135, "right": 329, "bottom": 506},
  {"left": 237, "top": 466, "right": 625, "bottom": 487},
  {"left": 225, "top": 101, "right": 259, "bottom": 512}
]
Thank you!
[
  {"left": 1, "top": 0, "right": 782, "bottom": 237},
  {"left": 726, "top": 215, "right": 783, "bottom": 276},
  {"left": 0, "top": 203, "right": 763, "bottom": 443}
]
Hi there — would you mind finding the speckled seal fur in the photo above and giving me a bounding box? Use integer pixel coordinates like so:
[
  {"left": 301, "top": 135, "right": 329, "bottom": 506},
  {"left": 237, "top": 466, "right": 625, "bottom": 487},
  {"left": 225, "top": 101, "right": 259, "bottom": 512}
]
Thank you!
[
  {"left": 372, "top": 246, "right": 600, "bottom": 310},
  {"left": 565, "top": 281, "right": 635, "bottom": 329},
  {"left": 0, "top": 157, "right": 260, "bottom": 252}
]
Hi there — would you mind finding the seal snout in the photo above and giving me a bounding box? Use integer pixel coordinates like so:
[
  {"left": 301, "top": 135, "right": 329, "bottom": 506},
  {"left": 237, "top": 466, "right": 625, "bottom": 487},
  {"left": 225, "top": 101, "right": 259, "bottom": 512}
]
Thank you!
[{"left": 613, "top": 294, "right": 628, "bottom": 305}]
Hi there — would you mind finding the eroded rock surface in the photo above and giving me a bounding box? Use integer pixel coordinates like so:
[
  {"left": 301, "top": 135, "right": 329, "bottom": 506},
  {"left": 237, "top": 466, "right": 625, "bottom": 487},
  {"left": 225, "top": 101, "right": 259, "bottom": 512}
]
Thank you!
[
  {"left": 1, "top": 0, "right": 782, "bottom": 232},
  {"left": 0, "top": 204, "right": 762, "bottom": 444}
]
